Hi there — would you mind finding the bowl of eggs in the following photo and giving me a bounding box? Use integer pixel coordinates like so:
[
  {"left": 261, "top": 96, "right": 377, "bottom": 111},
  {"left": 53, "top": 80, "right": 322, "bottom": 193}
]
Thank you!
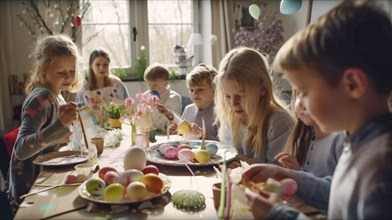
[{"left": 147, "top": 140, "right": 237, "bottom": 167}]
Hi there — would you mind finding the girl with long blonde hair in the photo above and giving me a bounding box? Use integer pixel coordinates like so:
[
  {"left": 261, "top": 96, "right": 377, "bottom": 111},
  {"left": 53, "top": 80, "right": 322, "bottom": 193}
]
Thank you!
[{"left": 214, "top": 47, "right": 293, "bottom": 163}]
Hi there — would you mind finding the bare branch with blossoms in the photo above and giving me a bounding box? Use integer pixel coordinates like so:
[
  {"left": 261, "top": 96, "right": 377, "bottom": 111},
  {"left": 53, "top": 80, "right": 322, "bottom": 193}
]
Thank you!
[{"left": 17, "top": 0, "right": 91, "bottom": 43}]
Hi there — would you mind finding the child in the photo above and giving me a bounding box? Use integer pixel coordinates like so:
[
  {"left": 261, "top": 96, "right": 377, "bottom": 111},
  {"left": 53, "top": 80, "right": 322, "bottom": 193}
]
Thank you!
[
  {"left": 240, "top": 1, "right": 392, "bottom": 219},
  {"left": 157, "top": 64, "right": 218, "bottom": 140},
  {"left": 275, "top": 89, "right": 345, "bottom": 178},
  {"left": 5, "top": 34, "right": 83, "bottom": 215},
  {"left": 75, "top": 48, "right": 130, "bottom": 111},
  {"left": 214, "top": 47, "right": 294, "bottom": 163},
  {"left": 143, "top": 63, "right": 182, "bottom": 131}
]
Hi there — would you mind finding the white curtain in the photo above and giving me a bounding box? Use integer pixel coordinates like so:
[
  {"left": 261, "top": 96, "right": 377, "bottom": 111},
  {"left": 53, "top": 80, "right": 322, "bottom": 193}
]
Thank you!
[
  {"left": 0, "top": 2, "right": 15, "bottom": 130},
  {"left": 210, "top": 0, "right": 236, "bottom": 68}
]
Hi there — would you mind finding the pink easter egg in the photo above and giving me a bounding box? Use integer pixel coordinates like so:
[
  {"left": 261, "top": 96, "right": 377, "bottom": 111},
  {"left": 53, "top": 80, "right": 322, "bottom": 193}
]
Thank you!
[
  {"left": 177, "top": 149, "right": 195, "bottom": 162},
  {"left": 164, "top": 147, "right": 178, "bottom": 159},
  {"left": 177, "top": 144, "right": 192, "bottom": 152},
  {"left": 280, "top": 178, "right": 298, "bottom": 197}
]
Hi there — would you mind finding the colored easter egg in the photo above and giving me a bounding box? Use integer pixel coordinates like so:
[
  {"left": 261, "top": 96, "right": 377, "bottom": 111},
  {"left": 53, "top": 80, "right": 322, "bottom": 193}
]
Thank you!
[
  {"left": 103, "top": 183, "right": 125, "bottom": 202},
  {"left": 178, "top": 149, "right": 195, "bottom": 162},
  {"left": 158, "top": 143, "right": 172, "bottom": 154},
  {"left": 116, "top": 169, "right": 144, "bottom": 186},
  {"left": 142, "top": 165, "right": 160, "bottom": 175},
  {"left": 177, "top": 144, "right": 192, "bottom": 152},
  {"left": 98, "top": 166, "right": 118, "bottom": 179},
  {"left": 177, "top": 120, "right": 191, "bottom": 135},
  {"left": 205, "top": 143, "right": 218, "bottom": 156},
  {"left": 85, "top": 178, "right": 106, "bottom": 196},
  {"left": 126, "top": 181, "right": 148, "bottom": 201},
  {"left": 139, "top": 173, "right": 164, "bottom": 194},
  {"left": 164, "top": 146, "right": 178, "bottom": 159},
  {"left": 280, "top": 178, "right": 298, "bottom": 197},
  {"left": 103, "top": 171, "right": 120, "bottom": 185},
  {"left": 195, "top": 149, "right": 210, "bottom": 163}
]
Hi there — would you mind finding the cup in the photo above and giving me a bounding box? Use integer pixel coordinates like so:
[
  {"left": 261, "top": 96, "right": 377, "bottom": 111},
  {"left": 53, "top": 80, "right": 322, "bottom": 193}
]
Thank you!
[
  {"left": 74, "top": 163, "right": 94, "bottom": 176},
  {"left": 149, "top": 128, "right": 157, "bottom": 142},
  {"left": 91, "top": 137, "right": 104, "bottom": 154},
  {"left": 212, "top": 182, "right": 226, "bottom": 210},
  {"left": 135, "top": 133, "right": 147, "bottom": 148}
]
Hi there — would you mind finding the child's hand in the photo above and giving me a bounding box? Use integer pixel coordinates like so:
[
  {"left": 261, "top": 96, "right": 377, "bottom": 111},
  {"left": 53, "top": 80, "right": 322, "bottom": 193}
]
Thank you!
[
  {"left": 274, "top": 152, "right": 301, "bottom": 170},
  {"left": 168, "top": 123, "right": 177, "bottom": 134},
  {"left": 157, "top": 104, "right": 170, "bottom": 115},
  {"left": 189, "top": 123, "right": 202, "bottom": 138},
  {"left": 240, "top": 163, "right": 294, "bottom": 185},
  {"left": 55, "top": 132, "right": 73, "bottom": 145},
  {"left": 58, "top": 103, "right": 78, "bottom": 126},
  {"left": 244, "top": 187, "right": 279, "bottom": 219},
  {"left": 157, "top": 104, "right": 175, "bottom": 121}
]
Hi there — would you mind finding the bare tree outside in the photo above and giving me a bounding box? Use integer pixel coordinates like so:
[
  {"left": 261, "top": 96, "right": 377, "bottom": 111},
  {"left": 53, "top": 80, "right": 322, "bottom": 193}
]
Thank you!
[
  {"left": 148, "top": 0, "right": 192, "bottom": 65},
  {"left": 81, "top": 0, "right": 193, "bottom": 75},
  {"left": 81, "top": 0, "right": 130, "bottom": 69}
]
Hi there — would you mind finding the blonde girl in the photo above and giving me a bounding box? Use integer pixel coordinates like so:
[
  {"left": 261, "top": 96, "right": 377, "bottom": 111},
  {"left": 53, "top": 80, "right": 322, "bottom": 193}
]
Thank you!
[
  {"left": 5, "top": 34, "right": 83, "bottom": 215},
  {"left": 215, "top": 47, "right": 294, "bottom": 163}
]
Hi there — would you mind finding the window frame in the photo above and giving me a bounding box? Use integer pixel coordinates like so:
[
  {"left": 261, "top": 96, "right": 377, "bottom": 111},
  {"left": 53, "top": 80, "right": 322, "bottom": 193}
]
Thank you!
[
  {"left": 131, "top": 0, "right": 199, "bottom": 80},
  {"left": 82, "top": 0, "right": 200, "bottom": 81}
]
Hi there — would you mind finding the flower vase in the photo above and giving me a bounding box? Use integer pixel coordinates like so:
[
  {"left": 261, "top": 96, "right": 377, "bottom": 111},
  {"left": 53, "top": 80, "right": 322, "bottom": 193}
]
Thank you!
[
  {"left": 131, "top": 123, "right": 137, "bottom": 145},
  {"left": 109, "top": 118, "right": 121, "bottom": 128},
  {"left": 143, "top": 130, "right": 150, "bottom": 149}
]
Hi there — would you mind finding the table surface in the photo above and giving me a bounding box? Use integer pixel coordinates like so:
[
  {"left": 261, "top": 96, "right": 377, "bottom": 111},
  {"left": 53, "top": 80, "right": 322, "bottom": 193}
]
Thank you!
[{"left": 14, "top": 124, "right": 321, "bottom": 219}]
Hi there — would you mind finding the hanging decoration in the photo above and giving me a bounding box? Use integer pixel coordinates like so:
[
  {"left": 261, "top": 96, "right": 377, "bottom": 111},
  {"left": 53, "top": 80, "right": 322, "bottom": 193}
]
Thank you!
[
  {"left": 280, "top": 0, "right": 302, "bottom": 15},
  {"left": 248, "top": 4, "right": 260, "bottom": 20}
]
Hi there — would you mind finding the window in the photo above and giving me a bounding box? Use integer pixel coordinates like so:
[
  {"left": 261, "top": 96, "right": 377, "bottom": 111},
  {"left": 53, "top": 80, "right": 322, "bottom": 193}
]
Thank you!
[
  {"left": 81, "top": 0, "right": 196, "bottom": 78},
  {"left": 147, "top": 0, "right": 192, "bottom": 65},
  {"left": 81, "top": 0, "right": 131, "bottom": 69}
]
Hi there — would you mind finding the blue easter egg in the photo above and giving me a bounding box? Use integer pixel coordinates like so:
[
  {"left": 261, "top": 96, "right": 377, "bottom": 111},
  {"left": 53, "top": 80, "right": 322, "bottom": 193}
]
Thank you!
[{"left": 205, "top": 143, "right": 218, "bottom": 156}]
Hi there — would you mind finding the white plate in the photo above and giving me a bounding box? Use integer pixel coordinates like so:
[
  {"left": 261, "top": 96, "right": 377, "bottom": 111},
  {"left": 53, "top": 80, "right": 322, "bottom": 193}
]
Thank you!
[
  {"left": 147, "top": 140, "right": 237, "bottom": 166},
  {"left": 78, "top": 173, "right": 171, "bottom": 204},
  {"left": 33, "top": 151, "right": 88, "bottom": 167}
]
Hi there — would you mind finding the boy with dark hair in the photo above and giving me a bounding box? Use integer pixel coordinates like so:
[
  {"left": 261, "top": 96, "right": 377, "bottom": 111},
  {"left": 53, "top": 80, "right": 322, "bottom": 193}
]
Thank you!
[{"left": 240, "top": 1, "right": 392, "bottom": 219}]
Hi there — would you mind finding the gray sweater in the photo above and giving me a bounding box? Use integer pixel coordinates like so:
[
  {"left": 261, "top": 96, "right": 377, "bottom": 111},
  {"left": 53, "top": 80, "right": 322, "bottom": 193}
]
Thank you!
[{"left": 6, "top": 87, "right": 71, "bottom": 211}]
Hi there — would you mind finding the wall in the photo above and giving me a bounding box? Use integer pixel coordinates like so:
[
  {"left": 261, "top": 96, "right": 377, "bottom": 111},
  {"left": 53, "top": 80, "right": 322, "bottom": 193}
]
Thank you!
[
  {"left": 4, "top": 0, "right": 392, "bottom": 87},
  {"left": 2, "top": 0, "right": 392, "bottom": 130}
]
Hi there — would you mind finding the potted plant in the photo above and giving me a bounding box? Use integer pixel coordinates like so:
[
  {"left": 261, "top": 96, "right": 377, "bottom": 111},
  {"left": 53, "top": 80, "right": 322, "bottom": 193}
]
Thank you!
[{"left": 106, "top": 102, "right": 126, "bottom": 128}]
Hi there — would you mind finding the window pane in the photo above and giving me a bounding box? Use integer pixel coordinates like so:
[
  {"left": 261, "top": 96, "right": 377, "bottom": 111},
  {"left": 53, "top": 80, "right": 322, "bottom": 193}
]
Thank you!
[
  {"left": 81, "top": 0, "right": 131, "bottom": 69},
  {"left": 148, "top": 0, "right": 192, "bottom": 24},
  {"left": 148, "top": 25, "right": 191, "bottom": 64},
  {"left": 82, "top": 24, "right": 131, "bottom": 68},
  {"left": 148, "top": 0, "right": 192, "bottom": 65}
]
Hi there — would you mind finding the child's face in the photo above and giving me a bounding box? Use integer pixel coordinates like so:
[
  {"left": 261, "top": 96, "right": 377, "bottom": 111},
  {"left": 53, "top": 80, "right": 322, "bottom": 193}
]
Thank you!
[
  {"left": 284, "top": 67, "right": 349, "bottom": 133},
  {"left": 188, "top": 80, "right": 214, "bottom": 110},
  {"left": 91, "top": 56, "right": 109, "bottom": 79},
  {"left": 146, "top": 79, "right": 168, "bottom": 94},
  {"left": 294, "top": 92, "right": 315, "bottom": 126},
  {"left": 45, "top": 55, "right": 76, "bottom": 94},
  {"left": 221, "top": 79, "right": 246, "bottom": 119}
]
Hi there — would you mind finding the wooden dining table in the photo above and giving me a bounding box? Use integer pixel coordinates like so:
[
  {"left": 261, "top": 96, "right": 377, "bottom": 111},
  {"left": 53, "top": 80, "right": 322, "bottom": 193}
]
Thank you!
[{"left": 14, "top": 124, "right": 322, "bottom": 219}]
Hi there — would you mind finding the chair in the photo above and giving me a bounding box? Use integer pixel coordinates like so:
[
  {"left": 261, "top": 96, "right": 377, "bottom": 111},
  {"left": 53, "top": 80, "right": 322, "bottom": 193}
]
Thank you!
[
  {"left": 0, "top": 130, "right": 9, "bottom": 179},
  {"left": 0, "top": 127, "right": 19, "bottom": 179},
  {"left": 181, "top": 96, "right": 193, "bottom": 113}
]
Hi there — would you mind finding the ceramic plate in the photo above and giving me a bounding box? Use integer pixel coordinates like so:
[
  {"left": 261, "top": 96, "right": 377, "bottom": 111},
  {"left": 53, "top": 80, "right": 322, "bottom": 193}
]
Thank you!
[
  {"left": 147, "top": 140, "right": 237, "bottom": 166},
  {"left": 78, "top": 173, "right": 171, "bottom": 204},
  {"left": 33, "top": 151, "right": 88, "bottom": 167}
]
